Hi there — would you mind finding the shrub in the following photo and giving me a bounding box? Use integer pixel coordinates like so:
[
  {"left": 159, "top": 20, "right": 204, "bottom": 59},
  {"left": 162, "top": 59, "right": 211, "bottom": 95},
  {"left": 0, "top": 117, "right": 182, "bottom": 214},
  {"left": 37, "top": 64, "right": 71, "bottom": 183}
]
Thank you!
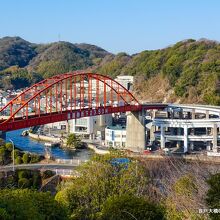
[
  {"left": 0, "top": 189, "right": 67, "bottom": 219},
  {"left": 0, "top": 208, "right": 10, "bottom": 220},
  {"left": 0, "top": 139, "right": 5, "bottom": 146},
  {"left": 5, "top": 143, "right": 13, "bottom": 151},
  {"left": 32, "top": 172, "right": 42, "bottom": 189},
  {"left": 12, "top": 149, "right": 20, "bottom": 159},
  {"left": 15, "top": 156, "right": 22, "bottom": 165},
  {"left": 22, "top": 153, "right": 29, "bottom": 164},
  {"left": 101, "top": 194, "right": 165, "bottom": 220},
  {"left": 18, "top": 178, "right": 30, "bottom": 188},
  {"left": 206, "top": 173, "right": 220, "bottom": 220},
  {"left": 42, "top": 170, "right": 55, "bottom": 180},
  {"left": 30, "top": 154, "right": 40, "bottom": 163},
  {"left": 0, "top": 148, "right": 6, "bottom": 164},
  {"left": 17, "top": 170, "right": 30, "bottom": 179}
]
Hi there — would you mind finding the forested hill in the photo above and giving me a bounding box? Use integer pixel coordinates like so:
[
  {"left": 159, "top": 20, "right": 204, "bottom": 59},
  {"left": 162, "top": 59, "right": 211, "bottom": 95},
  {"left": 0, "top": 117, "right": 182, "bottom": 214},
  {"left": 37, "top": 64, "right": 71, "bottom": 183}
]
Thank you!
[{"left": 0, "top": 36, "right": 220, "bottom": 105}]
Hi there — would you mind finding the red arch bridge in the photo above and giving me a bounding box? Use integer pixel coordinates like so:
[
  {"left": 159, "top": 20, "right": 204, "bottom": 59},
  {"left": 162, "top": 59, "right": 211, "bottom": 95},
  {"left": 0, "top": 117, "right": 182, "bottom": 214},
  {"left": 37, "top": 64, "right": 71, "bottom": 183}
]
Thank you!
[{"left": 0, "top": 71, "right": 166, "bottom": 132}]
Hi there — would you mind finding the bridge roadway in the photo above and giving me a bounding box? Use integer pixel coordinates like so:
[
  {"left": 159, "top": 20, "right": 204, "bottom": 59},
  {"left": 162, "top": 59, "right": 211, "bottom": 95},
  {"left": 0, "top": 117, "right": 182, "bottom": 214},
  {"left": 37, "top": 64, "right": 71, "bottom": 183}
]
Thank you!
[{"left": 150, "top": 103, "right": 220, "bottom": 153}]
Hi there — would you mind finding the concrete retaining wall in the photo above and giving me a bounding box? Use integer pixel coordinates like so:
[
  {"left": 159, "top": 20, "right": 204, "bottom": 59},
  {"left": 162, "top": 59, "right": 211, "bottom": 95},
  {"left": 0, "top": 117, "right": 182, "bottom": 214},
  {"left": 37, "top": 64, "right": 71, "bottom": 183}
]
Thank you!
[
  {"left": 87, "top": 143, "right": 110, "bottom": 155},
  {"left": 29, "top": 132, "right": 61, "bottom": 143}
]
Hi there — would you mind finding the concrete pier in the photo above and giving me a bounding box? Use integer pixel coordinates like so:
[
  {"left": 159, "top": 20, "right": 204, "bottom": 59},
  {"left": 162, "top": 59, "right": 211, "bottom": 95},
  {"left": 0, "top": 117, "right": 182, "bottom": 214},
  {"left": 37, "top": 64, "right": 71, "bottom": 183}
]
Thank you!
[
  {"left": 213, "top": 123, "right": 217, "bottom": 152},
  {"left": 126, "top": 110, "right": 146, "bottom": 152}
]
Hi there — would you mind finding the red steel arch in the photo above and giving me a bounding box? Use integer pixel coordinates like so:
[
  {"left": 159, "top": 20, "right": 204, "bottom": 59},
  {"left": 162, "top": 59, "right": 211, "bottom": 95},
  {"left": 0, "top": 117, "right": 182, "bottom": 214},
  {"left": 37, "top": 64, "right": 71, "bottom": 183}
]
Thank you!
[{"left": 0, "top": 71, "right": 141, "bottom": 131}]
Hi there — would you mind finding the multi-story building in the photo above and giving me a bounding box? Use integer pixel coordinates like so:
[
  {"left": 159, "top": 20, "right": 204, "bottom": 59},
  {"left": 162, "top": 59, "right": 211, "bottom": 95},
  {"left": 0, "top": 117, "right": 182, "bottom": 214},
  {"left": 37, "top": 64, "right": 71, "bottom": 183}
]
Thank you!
[
  {"left": 115, "top": 75, "right": 134, "bottom": 91},
  {"left": 69, "top": 114, "right": 112, "bottom": 139},
  {"left": 105, "top": 125, "right": 126, "bottom": 148},
  {"left": 151, "top": 105, "right": 220, "bottom": 154},
  {"left": 46, "top": 114, "right": 112, "bottom": 139}
]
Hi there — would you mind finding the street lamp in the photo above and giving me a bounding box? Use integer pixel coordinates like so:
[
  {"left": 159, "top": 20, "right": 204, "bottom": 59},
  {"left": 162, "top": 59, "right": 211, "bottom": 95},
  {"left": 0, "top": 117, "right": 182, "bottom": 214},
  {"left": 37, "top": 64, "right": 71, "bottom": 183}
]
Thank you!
[{"left": 9, "top": 139, "right": 15, "bottom": 172}]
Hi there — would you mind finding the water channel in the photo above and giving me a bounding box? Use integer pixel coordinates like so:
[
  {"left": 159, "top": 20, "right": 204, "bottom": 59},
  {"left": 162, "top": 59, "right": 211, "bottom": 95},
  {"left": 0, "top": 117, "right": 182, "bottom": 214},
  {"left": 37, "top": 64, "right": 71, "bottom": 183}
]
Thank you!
[{"left": 6, "top": 129, "right": 93, "bottom": 160}]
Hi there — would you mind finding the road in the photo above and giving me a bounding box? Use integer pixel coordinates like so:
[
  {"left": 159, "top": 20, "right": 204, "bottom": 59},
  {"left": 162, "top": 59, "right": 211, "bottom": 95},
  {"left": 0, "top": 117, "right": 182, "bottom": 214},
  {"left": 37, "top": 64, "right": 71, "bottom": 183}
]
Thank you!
[{"left": 0, "top": 163, "right": 78, "bottom": 172}]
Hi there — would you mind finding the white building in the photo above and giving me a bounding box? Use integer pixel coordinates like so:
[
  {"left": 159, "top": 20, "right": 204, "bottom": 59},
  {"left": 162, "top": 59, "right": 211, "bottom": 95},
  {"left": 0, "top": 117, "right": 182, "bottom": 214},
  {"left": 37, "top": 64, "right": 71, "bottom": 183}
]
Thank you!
[
  {"left": 46, "top": 121, "right": 68, "bottom": 131},
  {"left": 105, "top": 125, "right": 126, "bottom": 148},
  {"left": 115, "top": 75, "right": 134, "bottom": 91},
  {"left": 45, "top": 114, "right": 112, "bottom": 138},
  {"left": 69, "top": 114, "right": 112, "bottom": 139},
  {"left": 152, "top": 104, "right": 220, "bottom": 154}
]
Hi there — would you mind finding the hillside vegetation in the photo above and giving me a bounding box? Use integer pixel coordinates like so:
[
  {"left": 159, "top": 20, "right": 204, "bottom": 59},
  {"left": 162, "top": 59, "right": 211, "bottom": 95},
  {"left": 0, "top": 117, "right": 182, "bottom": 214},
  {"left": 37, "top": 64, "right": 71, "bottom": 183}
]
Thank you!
[
  {"left": 1, "top": 152, "right": 220, "bottom": 219},
  {"left": 96, "top": 39, "right": 220, "bottom": 105},
  {"left": 0, "top": 37, "right": 220, "bottom": 105}
]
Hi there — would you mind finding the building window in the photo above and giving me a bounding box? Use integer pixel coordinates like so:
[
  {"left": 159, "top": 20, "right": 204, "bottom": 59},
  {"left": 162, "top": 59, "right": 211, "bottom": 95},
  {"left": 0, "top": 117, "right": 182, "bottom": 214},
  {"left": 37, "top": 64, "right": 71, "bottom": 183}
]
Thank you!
[
  {"left": 114, "top": 135, "right": 121, "bottom": 138},
  {"left": 61, "top": 125, "right": 66, "bottom": 130},
  {"left": 115, "top": 142, "right": 120, "bottom": 147},
  {"left": 108, "top": 141, "right": 113, "bottom": 147},
  {"left": 76, "top": 118, "right": 87, "bottom": 126}
]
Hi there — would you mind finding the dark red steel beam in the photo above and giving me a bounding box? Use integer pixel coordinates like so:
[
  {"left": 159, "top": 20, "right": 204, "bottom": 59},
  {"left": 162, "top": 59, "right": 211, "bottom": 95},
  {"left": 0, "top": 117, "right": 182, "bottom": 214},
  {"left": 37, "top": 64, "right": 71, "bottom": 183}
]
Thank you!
[{"left": 0, "top": 105, "right": 142, "bottom": 131}]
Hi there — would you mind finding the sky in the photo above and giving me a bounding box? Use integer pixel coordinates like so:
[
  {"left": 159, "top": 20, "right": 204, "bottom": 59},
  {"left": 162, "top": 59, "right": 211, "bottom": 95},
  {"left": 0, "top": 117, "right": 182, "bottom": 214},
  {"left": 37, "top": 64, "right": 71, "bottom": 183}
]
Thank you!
[{"left": 0, "top": 0, "right": 220, "bottom": 54}]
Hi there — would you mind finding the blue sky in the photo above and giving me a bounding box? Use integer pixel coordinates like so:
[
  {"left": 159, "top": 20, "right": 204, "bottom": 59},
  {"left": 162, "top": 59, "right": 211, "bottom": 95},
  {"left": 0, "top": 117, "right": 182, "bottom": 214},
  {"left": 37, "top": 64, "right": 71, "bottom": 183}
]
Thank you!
[{"left": 1, "top": 0, "right": 220, "bottom": 54}]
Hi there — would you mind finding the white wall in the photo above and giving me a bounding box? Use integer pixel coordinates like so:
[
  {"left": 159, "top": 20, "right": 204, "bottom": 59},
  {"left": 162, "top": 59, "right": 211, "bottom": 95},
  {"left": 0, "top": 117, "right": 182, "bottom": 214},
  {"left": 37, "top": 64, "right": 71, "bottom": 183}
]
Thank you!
[{"left": 105, "top": 127, "right": 126, "bottom": 148}]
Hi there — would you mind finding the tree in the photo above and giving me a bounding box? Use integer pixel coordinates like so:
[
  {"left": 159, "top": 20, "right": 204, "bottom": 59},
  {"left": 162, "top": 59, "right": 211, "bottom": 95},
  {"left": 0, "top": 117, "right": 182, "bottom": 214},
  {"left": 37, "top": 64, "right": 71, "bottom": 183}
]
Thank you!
[
  {"left": 0, "top": 147, "right": 6, "bottom": 165},
  {"left": 206, "top": 173, "right": 220, "bottom": 220},
  {"left": 165, "top": 174, "right": 203, "bottom": 220},
  {"left": 5, "top": 143, "right": 13, "bottom": 151},
  {"left": 18, "top": 178, "right": 30, "bottom": 188},
  {"left": 22, "top": 153, "right": 29, "bottom": 164},
  {"left": 12, "top": 149, "right": 20, "bottom": 158},
  {"left": 55, "top": 157, "right": 149, "bottom": 219},
  {"left": 66, "top": 133, "right": 81, "bottom": 149},
  {"left": 17, "top": 170, "right": 30, "bottom": 179},
  {"left": 100, "top": 194, "right": 165, "bottom": 220},
  {"left": 30, "top": 154, "right": 40, "bottom": 163},
  {"left": 0, "top": 138, "right": 5, "bottom": 146},
  {"left": 15, "top": 156, "right": 22, "bottom": 164},
  {"left": 0, "top": 208, "right": 10, "bottom": 220},
  {"left": 0, "top": 189, "right": 67, "bottom": 219}
]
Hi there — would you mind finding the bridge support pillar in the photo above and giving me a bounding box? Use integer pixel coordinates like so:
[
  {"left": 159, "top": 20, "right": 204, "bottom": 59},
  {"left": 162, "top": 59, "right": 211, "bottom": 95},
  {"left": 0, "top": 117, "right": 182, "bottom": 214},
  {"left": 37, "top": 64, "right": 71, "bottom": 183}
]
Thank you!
[
  {"left": 212, "top": 123, "right": 217, "bottom": 152},
  {"left": 176, "top": 128, "right": 182, "bottom": 148},
  {"left": 206, "top": 110, "right": 209, "bottom": 119},
  {"left": 160, "top": 125, "right": 165, "bottom": 149},
  {"left": 126, "top": 110, "right": 146, "bottom": 152},
  {"left": 183, "top": 125, "right": 188, "bottom": 153},
  {"left": 206, "top": 141, "right": 211, "bottom": 151},
  {"left": 150, "top": 125, "right": 156, "bottom": 143},
  {"left": 192, "top": 109, "right": 196, "bottom": 119},
  {"left": 152, "top": 110, "right": 157, "bottom": 119},
  {"left": 189, "top": 142, "right": 194, "bottom": 152}
]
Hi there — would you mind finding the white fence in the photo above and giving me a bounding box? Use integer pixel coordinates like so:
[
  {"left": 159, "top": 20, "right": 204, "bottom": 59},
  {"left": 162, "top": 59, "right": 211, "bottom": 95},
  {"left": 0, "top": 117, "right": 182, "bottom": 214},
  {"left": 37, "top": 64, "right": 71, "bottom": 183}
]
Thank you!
[
  {"left": 55, "top": 158, "right": 88, "bottom": 165},
  {"left": 54, "top": 169, "right": 79, "bottom": 177}
]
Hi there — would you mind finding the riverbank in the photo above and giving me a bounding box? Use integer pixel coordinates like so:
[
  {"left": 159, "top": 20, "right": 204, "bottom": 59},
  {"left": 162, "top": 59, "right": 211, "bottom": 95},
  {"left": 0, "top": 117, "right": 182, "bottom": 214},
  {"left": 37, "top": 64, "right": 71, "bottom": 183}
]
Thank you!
[
  {"left": 86, "top": 143, "right": 110, "bottom": 155},
  {"left": 6, "top": 129, "right": 93, "bottom": 160},
  {"left": 29, "top": 132, "right": 61, "bottom": 143}
]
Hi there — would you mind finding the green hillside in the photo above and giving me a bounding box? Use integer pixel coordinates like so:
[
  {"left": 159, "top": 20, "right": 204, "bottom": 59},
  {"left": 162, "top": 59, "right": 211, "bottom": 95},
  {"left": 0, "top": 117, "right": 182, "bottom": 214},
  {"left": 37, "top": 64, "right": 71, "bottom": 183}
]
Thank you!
[
  {"left": 29, "top": 41, "right": 110, "bottom": 77},
  {"left": 0, "top": 37, "right": 220, "bottom": 105},
  {"left": 96, "top": 39, "right": 220, "bottom": 105},
  {"left": 0, "top": 37, "right": 36, "bottom": 70}
]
